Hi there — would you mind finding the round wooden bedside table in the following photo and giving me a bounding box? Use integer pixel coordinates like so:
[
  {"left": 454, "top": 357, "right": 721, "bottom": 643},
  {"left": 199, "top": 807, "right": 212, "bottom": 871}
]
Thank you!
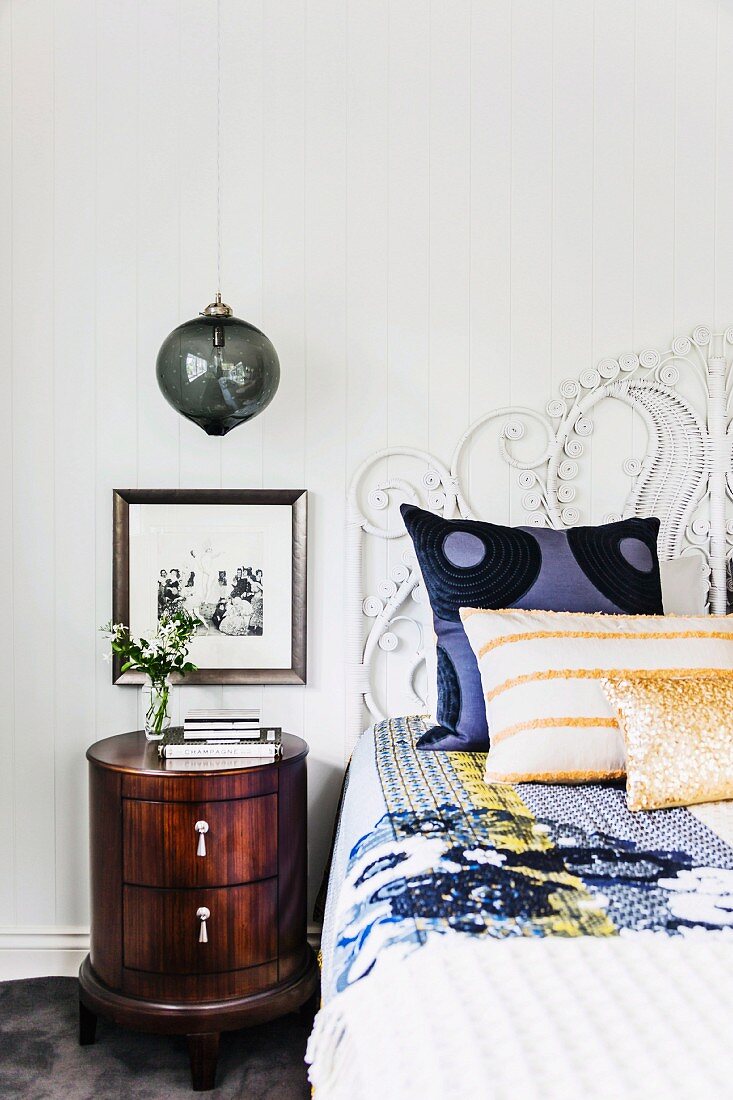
[{"left": 78, "top": 731, "right": 319, "bottom": 1092}]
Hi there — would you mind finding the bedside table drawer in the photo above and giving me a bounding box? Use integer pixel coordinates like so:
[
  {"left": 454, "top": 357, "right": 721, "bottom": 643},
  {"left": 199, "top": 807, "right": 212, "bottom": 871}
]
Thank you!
[
  {"left": 123, "top": 881, "right": 277, "bottom": 975},
  {"left": 123, "top": 795, "right": 277, "bottom": 888}
]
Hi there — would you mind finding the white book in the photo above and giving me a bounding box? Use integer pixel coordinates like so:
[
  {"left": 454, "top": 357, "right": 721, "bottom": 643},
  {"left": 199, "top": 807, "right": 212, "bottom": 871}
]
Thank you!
[
  {"left": 160, "top": 743, "right": 280, "bottom": 759},
  {"left": 185, "top": 708, "right": 260, "bottom": 722},
  {"left": 183, "top": 726, "right": 282, "bottom": 742},
  {"left": 184, "top": 724, "right": 265, "bottom": 737}
]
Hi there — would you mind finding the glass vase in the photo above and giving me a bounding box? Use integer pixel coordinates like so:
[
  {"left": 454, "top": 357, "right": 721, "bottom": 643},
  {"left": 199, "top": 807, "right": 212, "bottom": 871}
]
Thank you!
[{"left": 142, "top": 677, "right": 172, "bottom": 741}]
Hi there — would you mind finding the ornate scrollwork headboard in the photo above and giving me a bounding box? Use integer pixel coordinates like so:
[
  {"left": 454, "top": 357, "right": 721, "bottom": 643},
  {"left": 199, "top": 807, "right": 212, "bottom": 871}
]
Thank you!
[{"left": 346, "top": 325, "right": 733, "bottom": 752}]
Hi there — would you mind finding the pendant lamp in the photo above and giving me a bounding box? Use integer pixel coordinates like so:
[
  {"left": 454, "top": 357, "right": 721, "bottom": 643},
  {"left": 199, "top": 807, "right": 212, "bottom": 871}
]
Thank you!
[
  {"left": 156, "top": 4, "right": 280, "bottom": 437},
  {"left": 156, "top": 293, "right": 280, "bottom": 437}
]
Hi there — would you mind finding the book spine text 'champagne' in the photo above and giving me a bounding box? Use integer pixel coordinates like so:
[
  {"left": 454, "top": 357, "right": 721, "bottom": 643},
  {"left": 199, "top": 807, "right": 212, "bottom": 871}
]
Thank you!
[{"left": 161, "top": 743, "right": 281, "bottom": 759}]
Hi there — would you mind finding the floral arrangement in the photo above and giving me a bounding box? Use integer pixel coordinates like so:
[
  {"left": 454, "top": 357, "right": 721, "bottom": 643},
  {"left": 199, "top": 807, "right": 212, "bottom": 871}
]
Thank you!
[{"left": 102, "top": 608, "right": 201, "bottom": 737}]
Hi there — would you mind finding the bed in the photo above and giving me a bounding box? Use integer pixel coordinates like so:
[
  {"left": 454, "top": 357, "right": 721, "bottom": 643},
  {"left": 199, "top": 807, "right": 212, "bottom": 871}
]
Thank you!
[{"left": 308, "top": 326, "right": 733, "bottom": 1099}]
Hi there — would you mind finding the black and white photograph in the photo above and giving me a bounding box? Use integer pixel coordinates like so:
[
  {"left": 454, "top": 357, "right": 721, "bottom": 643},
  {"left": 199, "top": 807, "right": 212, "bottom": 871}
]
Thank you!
[
  {"left": 112, "top": 489, "right": 307, "bottom": 684},
  {"left": 157, "top": 549, "right": 264, "bottom": 637}
]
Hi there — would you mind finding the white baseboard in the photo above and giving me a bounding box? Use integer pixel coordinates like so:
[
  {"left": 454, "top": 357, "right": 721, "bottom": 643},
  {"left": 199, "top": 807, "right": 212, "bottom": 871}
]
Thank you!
[
  {"left": 0, "top": 924, "right": 322, "bottom": 982},
  {"left": 0, "top": 927, "right": 89, "bottom": 980}
]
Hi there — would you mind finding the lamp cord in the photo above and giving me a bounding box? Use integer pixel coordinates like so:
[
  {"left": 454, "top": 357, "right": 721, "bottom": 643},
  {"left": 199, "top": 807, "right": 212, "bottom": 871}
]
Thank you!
[{"left": 216, "top": 0, "right": 222, "bottom": 298}]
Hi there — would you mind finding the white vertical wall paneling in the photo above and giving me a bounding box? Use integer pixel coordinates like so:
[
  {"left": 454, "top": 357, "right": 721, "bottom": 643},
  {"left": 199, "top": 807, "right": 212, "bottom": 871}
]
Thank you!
[
  {"left": 345, "top": 0, "right": 390, "bottom": 723},
  {"left": 592, "top": 0, "right": 636, "bottom": 351},
  {"left": 345, "top": 0, "right": 389, "bottom": 467},
  {"left": 551, "top": 0, "right": 595, "bottom": 375},
  {"left": 4, "top": 0, "right": 733, "bottom": 967},
  {"left": 466, "top": 0, "right": 512, "bottom": 522},
  {"left": 222, "top": 1, "right": 266, "bottom": 344},
  {"left": 178, "top": 0, "right": 222, "bottom": 494},
  {"left": 53, "top": 0, "right": 96, "bottom": 926},
  {"left": 219, "top": 0, "right": 264, "bottom": 497},
  {"left": 261, "top": 0, "right": 306, "bottom": 492},
  {"left": 217, "top": 0, "right": 267, "bottom": 717},
  {"left": 94, "top": 0, "right": 139, "bottom": 742},
  {"left": 674, "top": 0, "right": 717, "bottom": 329},
  {"left": 136, "top": 1, "right": 185, "bottom": 724},
  {"left": 136, "top": 0, "right": 181, "bottom": 492},
  {"left": 385, "top": 1, "right": 428, "bottom": 712},
  {"left": 427, "top": 1, "right": 471, "bottom": 466},
  {"left": 551, "top": 0, "right": 594, "bottom": 525},
  {"left": 715, "top": 0, "right": 733, "bottom": 321},
  {"left": 0, "top": 0, "right": 14, "bottom": 923},
  {"left": 220, "top": 0, "right": 265, "bottom": 720},
  {"left": 591, "top": 1, "right": 636, "bottom": 523},
  {"left": 509, "top": 0, "right": 553, "bottom": 525},
  {"left": 634, "top": 0, "right": 675, "bottom": 348},
  {"left": 385, "top": 1, "right": 431, "bottom": 451},
  {"left": 11, "top": 0, "right": 56, "bottom": 926},
  {"left": 176, "top": 0, "right": 226, "bottom": 719},
  {"left": 259, "top": 0, "right": 306, "bottom": 735},
  {"left": 304, "top": 0, "right": 348, "bottom": 908},
  {"left": 633, "top": 0, "right": 677, "bottom": 485}
]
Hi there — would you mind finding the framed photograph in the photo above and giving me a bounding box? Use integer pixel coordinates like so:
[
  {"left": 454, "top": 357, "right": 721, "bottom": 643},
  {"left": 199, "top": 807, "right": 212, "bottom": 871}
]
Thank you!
[{"left": 112, "top": 489, "right": 307, "bottom": 685}]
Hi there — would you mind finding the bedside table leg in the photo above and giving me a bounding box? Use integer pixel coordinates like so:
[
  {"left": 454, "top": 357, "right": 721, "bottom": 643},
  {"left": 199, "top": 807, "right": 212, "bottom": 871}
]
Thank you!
[
  {"left": 78, "top": 998, "right": 97, "bottom": 1046},
  {"left": 187, "top": 1032, "right": 220, "bottom": 1092}
]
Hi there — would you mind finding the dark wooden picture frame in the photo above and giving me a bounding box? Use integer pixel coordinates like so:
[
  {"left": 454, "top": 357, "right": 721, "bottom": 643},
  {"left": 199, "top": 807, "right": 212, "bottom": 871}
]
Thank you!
[{"left": 112, "top": 489, "right": 307, "bottom": 685}]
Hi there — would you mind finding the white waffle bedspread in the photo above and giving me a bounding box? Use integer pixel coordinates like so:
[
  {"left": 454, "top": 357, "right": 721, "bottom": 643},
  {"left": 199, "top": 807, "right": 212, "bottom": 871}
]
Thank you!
[{"left": 307, "top": 932, "right": 733, "bottom": 1100}]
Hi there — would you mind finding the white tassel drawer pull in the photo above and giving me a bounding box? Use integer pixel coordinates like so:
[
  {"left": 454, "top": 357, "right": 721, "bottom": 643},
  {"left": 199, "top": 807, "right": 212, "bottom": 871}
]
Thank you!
[
  {"left": 197, "top": 906, "right": 210, "bottom": 944},
  {"left": 195, "top": 820, "right": 209, "bottom": 857}
]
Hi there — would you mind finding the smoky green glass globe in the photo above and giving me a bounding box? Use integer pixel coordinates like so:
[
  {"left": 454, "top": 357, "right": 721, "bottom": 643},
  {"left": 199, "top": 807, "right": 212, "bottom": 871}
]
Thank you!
[{"left": 156, "top": 314, "right": 280, "bottom": 437}]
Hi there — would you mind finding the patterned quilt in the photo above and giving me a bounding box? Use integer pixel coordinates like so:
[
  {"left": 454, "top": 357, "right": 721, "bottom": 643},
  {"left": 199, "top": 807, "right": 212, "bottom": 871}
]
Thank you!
[{"left": 320, "top": 716, "right": 733, "bottom": 1002}]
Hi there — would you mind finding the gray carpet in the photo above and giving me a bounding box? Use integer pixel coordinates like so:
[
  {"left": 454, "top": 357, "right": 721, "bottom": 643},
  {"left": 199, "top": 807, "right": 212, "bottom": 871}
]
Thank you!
[{"left": 0, "top": 977, "right": 313, "bottom": 1098}]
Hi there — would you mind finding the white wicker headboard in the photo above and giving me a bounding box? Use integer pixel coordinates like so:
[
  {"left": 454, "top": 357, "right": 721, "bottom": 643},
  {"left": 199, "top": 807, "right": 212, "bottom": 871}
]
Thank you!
[{"left": 346, "top": 325, "right": 733, "bottom": 752}]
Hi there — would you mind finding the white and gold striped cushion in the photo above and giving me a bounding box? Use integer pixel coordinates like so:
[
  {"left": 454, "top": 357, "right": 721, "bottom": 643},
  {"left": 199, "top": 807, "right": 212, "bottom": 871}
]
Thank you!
[{"left": 459, "top": 608, "right": 733, "bottom": 783}]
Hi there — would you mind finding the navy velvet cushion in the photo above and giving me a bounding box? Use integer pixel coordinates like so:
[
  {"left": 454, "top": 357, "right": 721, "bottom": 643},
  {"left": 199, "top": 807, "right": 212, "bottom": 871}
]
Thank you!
[{"left": 401, "top": 505, "right": 664, "bottom": 751}]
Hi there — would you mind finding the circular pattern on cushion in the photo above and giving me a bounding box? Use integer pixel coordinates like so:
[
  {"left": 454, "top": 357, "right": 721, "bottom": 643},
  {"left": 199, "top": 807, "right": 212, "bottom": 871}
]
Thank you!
[
  {"left": 567, "top": 518, "right": 662, "bottom": 613},
  {"left": 401, "top": 505, "right": 541, "bottom": 621},
  {"left": 618, "top": 536, "right": 654, "bottom": 573},
  {"left": 442, "top": 530, "right": 486, "bottom": 568}
]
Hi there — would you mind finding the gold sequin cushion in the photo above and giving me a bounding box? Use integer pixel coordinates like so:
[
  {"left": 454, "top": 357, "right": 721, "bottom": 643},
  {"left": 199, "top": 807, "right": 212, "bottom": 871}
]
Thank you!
[{"left": 602, "top": 674, "right": 733, "bottom": 812}]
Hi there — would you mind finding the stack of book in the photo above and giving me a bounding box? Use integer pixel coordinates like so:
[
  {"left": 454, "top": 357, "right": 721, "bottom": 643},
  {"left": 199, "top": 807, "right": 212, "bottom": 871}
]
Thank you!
[{"left": 158, "top": 709, "right": 282, "bottom": 760}]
